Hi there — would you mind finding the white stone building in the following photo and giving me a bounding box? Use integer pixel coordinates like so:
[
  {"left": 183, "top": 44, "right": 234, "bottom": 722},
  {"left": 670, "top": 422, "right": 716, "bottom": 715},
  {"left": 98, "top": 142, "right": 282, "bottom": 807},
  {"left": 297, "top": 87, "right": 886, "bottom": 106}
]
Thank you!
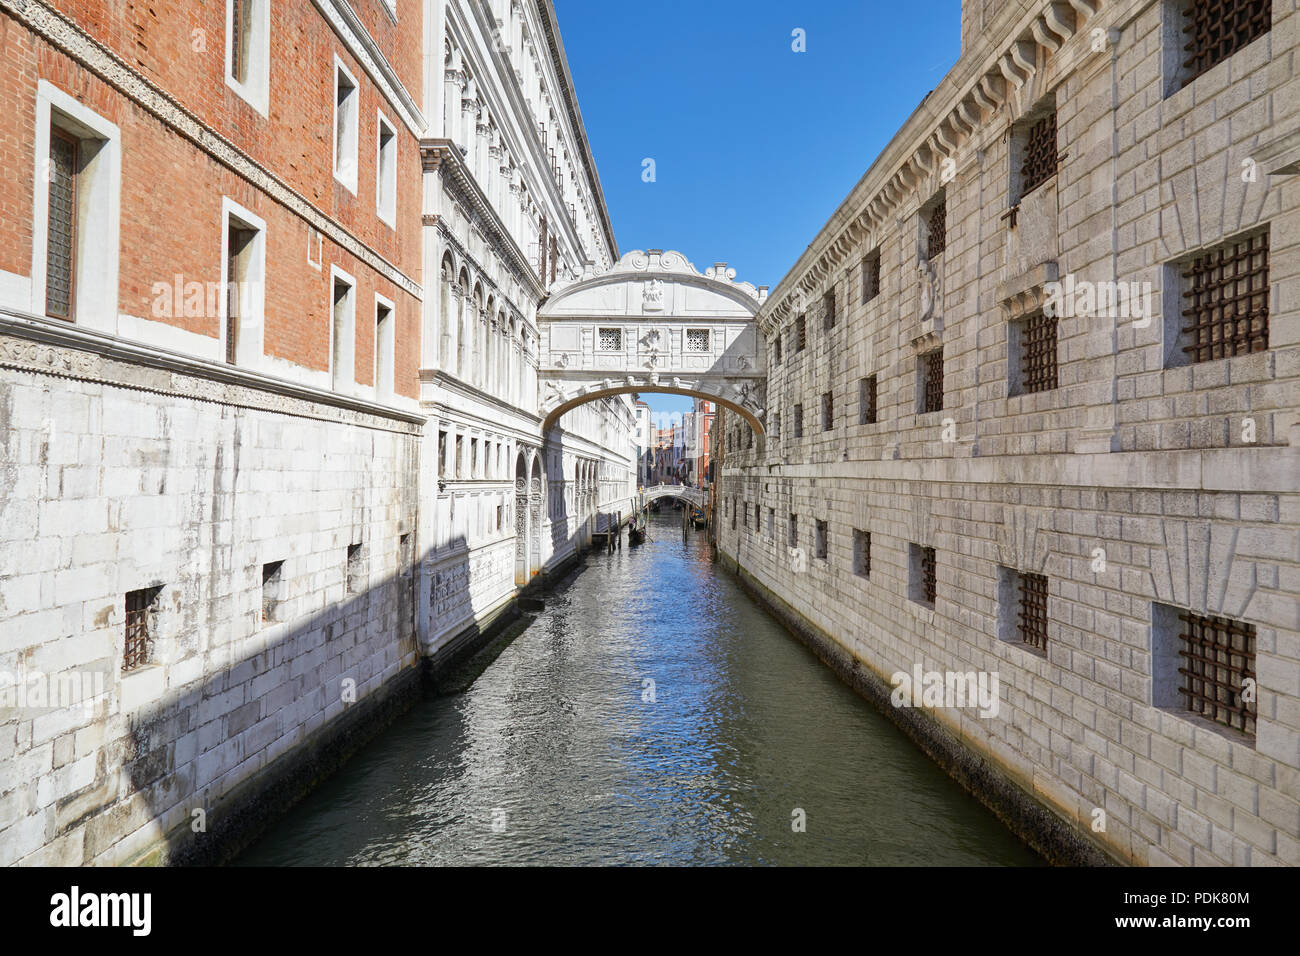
[{"left": 717, "top": 0, "right": 1300, "bottom": 866}]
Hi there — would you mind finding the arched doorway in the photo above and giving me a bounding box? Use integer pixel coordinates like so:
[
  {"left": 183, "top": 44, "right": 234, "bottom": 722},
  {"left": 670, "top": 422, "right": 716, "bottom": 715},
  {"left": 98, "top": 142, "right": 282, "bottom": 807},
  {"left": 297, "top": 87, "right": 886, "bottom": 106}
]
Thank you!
[
  {"left": 514, "top": 451, "right": 529, "bottom": 586},
  {"left": 529, "top": 455, "right": 543, "bottom": 579}
]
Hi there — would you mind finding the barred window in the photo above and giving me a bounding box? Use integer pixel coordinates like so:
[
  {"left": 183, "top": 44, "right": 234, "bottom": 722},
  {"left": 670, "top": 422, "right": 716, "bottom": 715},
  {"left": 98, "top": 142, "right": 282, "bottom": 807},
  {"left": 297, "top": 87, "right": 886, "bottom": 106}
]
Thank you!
[
  {"left": 911, "top": 545, "right": 937, "bottom": 607},
  {"left": 1018, "top": 572, "right": 1049, "bottom": 652},
  {"left": 1012, "top": 310, "right": 1059, "bottom": 395},
  {"left": 920, "top": 348, "right": 944, "bottom": 413},
  {"left": 598, "top": 327, "right": 623, "bottom": 352},
  {"left": 1180, "top": 0, "right": 1272, "bottom": 89},
  {"left": 1018, "top": 111, "right": 1058, "bottom": 200},
  {"left": 1179, "top": 231, "right": 1269, "bottom": 364},
  {"left": 859, "top": 374, "right": 878, "bottom": 424},
  {"left": 862, "top": 249, "right": 881, "bottom": 304},
  {"left": 788, "top": 513, "right": 798, "bottom": 549},
  {"left": 123, "top": 587, "right": 161, "bottom": 672},
  {"left": 1176, "top": 610, "right": 1257, "bottom": 736},
  {"left": 686, "top": 328, "right": 710, "bottom": 352},
  {"left": 814, "top": 520, "right": 828, "bottom": 559},
  {"left": 45, "top": 129, "right": 78, "bottom": 321},
  {"left": 926, "top": 198, "right": 946, "bottom": 260},
  {"left": 795, "top": 315, "right": 807, "bottom": 352},
  {"left": 853, "top": 529, "right": 871, "bottom": 578}
]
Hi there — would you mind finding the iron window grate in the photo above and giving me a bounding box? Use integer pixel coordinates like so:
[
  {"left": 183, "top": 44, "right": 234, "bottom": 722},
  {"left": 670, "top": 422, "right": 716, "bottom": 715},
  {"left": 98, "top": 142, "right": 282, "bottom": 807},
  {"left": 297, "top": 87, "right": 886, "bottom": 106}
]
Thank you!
[
  {"left": 1180, "top": 231, "right": 1269, "bottom": 364},
  {"left": 1017, "top": 572, "right": 1049, "bottom": 651},
  {"left": 598, "top": 327, "right": 623, "bottom": 352},
  {"left": 123, "top": 587, "right": 159, "bottom": 672},
  {"left": 1020, "top": 112, "right": 1058, "bottom": 199},
  {"left": 927, "top": 200, "right": 946, "bottom": 260},
  {"left": 686, "top": 328, "right": 710, "bottom": 352},
  {"left": 46, "top": 130, "right": 78, "bottom": 320},
  {"left": 1181, "top": 0, "right": 1271, "bottom": 88},
  {"left": 1178, "top": 611, "right": 1256, "bottom": 736},
  {"left": 922, "top": 349, "right": 944, "bottom": 413},
  {"left": 1020, "top": 310, "right": 1059, "bottom": 393},
  {"left": 920, "top": 547, "right": 937, "bottom": 605},
  {"left": 863, "top": 250, "right": 881, "bottom": 304}
]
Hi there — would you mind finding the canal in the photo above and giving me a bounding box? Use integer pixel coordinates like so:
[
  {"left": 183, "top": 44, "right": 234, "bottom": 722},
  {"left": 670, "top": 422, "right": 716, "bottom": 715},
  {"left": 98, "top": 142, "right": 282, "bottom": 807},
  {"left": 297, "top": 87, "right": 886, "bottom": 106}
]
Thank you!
[{"left": 236, "top": 510, "right": 1042, "bottom": 866}]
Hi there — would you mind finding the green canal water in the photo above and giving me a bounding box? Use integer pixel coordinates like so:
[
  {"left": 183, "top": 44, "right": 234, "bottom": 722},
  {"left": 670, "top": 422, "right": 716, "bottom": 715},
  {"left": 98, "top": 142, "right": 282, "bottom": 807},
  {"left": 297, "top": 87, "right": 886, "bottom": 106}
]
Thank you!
[{"left": 236, "top": 511, "right": 1042, "bottom": 866}]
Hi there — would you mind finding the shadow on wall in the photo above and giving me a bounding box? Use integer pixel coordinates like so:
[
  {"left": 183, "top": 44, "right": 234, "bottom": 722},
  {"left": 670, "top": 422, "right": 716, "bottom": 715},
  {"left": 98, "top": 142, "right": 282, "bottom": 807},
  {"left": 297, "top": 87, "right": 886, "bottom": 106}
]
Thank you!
[{"left": 112, "top": 535, "right": 478, "bottom": 867}]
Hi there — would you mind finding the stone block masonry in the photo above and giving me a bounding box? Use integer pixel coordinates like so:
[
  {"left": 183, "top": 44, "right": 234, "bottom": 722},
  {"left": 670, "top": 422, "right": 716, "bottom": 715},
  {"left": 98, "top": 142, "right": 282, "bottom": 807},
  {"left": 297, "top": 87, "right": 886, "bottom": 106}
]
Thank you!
[{"left": 718, "top": 0, "right": 1300, "bottom": 866}]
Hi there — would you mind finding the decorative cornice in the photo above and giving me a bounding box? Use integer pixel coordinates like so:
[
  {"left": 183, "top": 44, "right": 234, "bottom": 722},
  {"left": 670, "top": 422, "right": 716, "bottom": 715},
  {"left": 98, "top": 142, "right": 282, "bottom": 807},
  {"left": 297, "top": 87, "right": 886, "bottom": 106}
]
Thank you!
[
  {"left": 761, "top": 0, "right": 1106, "bottom": 333},
  {"left": 424, "top": 139, "right": 544, "bottom": 310},
  {"left": 0, "top": 308, "right": 425, "bottom": 430},
  {"left": 4, "top": 0, "right": 422, "bottom": 302}
]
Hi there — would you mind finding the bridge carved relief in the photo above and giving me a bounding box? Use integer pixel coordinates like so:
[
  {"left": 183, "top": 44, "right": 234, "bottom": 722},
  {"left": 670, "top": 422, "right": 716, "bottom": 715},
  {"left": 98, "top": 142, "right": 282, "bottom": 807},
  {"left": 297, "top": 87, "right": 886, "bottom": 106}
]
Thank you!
[{"left": 537, "top": 250, "right": 769, "bottom": 432}]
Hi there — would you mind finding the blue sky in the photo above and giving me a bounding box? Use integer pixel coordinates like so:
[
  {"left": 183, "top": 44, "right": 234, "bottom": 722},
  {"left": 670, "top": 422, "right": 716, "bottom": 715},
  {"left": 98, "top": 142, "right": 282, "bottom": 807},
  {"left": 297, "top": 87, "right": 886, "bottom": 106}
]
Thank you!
[{"left": 552, "top": 0, "right": 962, "bottom": 418}]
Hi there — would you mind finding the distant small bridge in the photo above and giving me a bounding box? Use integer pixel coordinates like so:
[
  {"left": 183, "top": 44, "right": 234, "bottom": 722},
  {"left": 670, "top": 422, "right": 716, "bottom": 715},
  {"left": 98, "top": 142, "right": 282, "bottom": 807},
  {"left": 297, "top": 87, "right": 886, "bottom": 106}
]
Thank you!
[{"left": 641, "top": 484, "right": 705, "bottom": 508}]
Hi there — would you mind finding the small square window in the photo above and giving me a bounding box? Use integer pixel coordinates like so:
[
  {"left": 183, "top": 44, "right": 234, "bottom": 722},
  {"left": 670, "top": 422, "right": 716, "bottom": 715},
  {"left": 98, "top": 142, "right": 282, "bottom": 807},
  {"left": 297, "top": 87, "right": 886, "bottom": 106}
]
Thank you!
[
  {"left": 853, "top": 530, "right": 871, "bottom": 578},
  {"left": 909, "top": 545, "right": 936, "bottom": 607},
  {"left": 1171, "top": 230, "right": 1269, "bottom": 366},
  {"left": 1154, "top": 604, "right": 1257, "bottom": 737},
  {"left": 123, "top": 586, "right": 162, "bottom": 672},
  {"left": 599, "top": 327, "right": 623, "bottom": 352},
  {"left": 1172, "top": 0, "right": 1272, "bottom": 91},
  {"left": 346, "top": 543, "right": 365, "bottom": 594},
  {"left": 686, "top": 328, "right": 710, "bottom": 352}
]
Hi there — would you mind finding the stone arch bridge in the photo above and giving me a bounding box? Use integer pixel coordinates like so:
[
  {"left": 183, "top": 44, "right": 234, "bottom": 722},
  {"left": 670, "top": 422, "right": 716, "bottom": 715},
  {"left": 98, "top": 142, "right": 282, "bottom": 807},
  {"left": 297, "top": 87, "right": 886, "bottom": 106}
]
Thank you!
[
  {"left": 537, "top": 249, "right": 770, "bottom": 432},
  {"left": 641, "top": 484, "right": 705, "bottom": 508}
]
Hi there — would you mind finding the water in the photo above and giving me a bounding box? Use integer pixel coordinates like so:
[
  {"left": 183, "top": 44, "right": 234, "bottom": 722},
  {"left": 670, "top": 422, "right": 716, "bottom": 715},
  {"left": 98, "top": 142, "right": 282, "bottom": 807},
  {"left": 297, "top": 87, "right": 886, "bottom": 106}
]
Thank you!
[{"left": 236, "top": 512, "right": 1042, "bottom": 866}]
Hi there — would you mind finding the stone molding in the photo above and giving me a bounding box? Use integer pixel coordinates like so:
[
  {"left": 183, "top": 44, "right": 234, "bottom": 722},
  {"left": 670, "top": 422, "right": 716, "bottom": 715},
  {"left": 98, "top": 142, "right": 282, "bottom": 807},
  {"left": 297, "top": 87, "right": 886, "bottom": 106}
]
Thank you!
[{"left": 0, "top": 308, "right": 424, "bottom": 433}]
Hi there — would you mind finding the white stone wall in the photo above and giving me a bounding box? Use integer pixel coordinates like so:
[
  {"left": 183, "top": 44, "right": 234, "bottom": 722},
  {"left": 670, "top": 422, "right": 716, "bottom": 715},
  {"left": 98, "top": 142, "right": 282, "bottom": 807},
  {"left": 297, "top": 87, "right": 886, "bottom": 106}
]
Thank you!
[
  {"left": 0, "top": 332, "right": 421, "bottom": 865},
  {"left": 720, "top": 0, "right": 1300, "bottom": 865}
]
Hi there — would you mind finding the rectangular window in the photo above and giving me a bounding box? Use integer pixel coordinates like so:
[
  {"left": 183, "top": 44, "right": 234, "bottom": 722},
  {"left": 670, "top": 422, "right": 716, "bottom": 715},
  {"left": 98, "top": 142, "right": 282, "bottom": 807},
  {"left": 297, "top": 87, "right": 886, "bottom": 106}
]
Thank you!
[
  {"left": 471, "top": 438, "right": 479, "bottom": 478},
  {"left": 788, "top": 513, "right": 798, "bottom": 549},
  {"left": 261, "top": 560, "right": 284, "bottom": 624},
  {"left": 375, "top": 298, "right": 394, "bottom": 399},
  {"left": 743, "top": 502, "right": 749, "bottom": 528},
  {"left": 1155, "top": 604, "right": 1257, "bottom": 737},
  {"left": 225, "top": 221, "right": 256, "bottom": 365},
  {"left": 45, "top": 129, "right": 79, "bottom": 321},
  {"left": 910, "top": 544, "right": 937, "bottom": 607},
  {"left": 859, "top": 374, "right": 878, "bottom": 424},
  {"left": 767, "top": 507, "right": 775, "bottom": 539},
  {"left": 346, "top": 543, "right": 365, "bottom": 595},
  {"left": 331, "top": 273, "right": 355, "bottom": 391},
  {"left": 1177, "top": 0, "right": 1272, "bottom": 89},
  {"left": 795, "top": 315, "right": 807, "bottom": 352},
  {"left": 455, "top": 434, "right": 464, "bottom": 478},
  {"left": 853, "top": 529, "right": 871, "bottom": 578},
  {"left": 731, "top": 498, "right": 737, "bottom": 530},
  {"left": 862, "top": 249, "right": 881, "bottom": 304},
  {"left": 376, "top": 112, "right": 398, "bottom": 226},
  {"left": 1176, "top": 230, "right": 1269, "bottom": 365},
  {"left": 754, "top": 503, "right": 762, "bottom": 533},
  {"left": 822, "top": 290, "right": 836, "bottom": 330},
  {"left": 226, "top": 0, "right": 268, "bottom": 112},
  {"left": 1010, "top": 310, "right": 1059, "bottom": 395},
  {"left": 1017, "top": 110, "right": 1058, "bottom": 201},
  {"left": 773, "top": 334, "right": 782, "bottom": 365},
  {"left": 814, "top": 520, "right": 828, "bottom": 559},
  {"left": 821, "top": 391, "right": 834, "bottom": 431},
  {"left": 686, "top": 328, "right": 710, "bottom": 352},
  {"left": 598, "top": 327, "right": 623, "bottom": 352},
  {"left": 926, "top": 196, "right": 947, "bottom": 260},
  {"left": 793, "top": 403, "right": 803, "bottom": 438},
  {"left": 123, "top": 586, "right": 162, "bottom": 672},
  {"left": 772, "top": 411, "right": 781, "bottom": 440},
  {"left": 1018, "top": 571, "right": 1049, "bottom": 652},
  {"left": 438, "top": 430, "right": 448, "bottom": 477},
  {"left": 920, "top": 349, "right": 944, "bottom": 413},
  {"left": 334, "top": 60, "right": 359, "bottom": 192}
]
